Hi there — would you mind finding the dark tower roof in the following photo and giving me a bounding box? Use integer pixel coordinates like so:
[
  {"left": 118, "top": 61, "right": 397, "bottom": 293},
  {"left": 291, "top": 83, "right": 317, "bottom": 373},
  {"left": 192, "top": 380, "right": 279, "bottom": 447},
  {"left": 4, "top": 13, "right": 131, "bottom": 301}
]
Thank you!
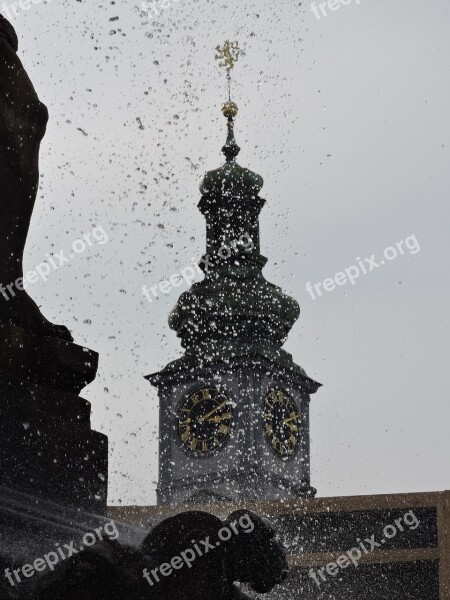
[{"left": 152, "top": 102, "right": 320, "bottom": 393}]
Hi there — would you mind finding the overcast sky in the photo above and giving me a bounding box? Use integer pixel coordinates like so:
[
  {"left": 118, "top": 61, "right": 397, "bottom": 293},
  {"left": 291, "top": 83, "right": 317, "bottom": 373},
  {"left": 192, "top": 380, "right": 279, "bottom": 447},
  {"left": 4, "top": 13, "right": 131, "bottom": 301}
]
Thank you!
[{"left": 7, "top": 0, "right": 450, "bottom": 505}]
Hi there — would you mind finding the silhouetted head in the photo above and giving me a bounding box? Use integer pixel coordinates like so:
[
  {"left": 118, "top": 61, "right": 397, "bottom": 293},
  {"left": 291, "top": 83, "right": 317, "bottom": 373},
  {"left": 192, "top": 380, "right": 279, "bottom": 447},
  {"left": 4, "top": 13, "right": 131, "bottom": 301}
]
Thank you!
[
  {"left": 224, "top": 510, "right": 289, "bottom": 594},
  {"left": 141, "top": 510, "right": 288, "bottom": 598},
  {"left": 0, "top": 14, "right": 18, "bottom": 52}
]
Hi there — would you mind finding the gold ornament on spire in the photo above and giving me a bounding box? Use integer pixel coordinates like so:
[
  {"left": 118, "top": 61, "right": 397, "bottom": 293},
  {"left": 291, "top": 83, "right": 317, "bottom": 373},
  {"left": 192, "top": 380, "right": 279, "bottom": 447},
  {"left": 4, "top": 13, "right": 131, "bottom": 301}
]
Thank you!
[
  {"left": 215, "top": 40, "right": 242, "bottom": 73},
  {"left": 215, "top": 40, "right": 243, "bottom": 101}
]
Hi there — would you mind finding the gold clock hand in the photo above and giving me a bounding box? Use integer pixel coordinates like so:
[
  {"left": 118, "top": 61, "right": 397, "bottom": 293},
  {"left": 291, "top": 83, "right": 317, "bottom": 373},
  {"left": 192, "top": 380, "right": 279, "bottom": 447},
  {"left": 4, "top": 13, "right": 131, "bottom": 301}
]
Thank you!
[
  {"left": 282, "top": 414, "right": 301, "bottom": 425},
  {"left": 284, "top": 422, "right": 299, "bottom": 432},
  {"left": 198, "top": 401, "right": 228, "bottom": 423},
  {"left": 204, "top": 415, "right": 231, "bottom": 423}
]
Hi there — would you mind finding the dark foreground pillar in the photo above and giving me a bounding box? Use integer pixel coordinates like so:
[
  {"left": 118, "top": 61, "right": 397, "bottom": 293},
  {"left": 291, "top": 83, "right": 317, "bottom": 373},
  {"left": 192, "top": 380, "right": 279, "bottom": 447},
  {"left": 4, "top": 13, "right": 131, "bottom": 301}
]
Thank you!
[{"left": 0, "top": 322, "right": 108, "bottom": 514}]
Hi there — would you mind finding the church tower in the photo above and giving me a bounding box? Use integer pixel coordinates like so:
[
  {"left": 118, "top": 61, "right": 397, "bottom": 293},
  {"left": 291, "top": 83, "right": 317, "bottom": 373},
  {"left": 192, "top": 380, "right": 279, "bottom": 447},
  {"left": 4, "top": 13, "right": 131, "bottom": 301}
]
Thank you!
[{"left": 147, "top": 49, "right": 320, "bottom": 504}]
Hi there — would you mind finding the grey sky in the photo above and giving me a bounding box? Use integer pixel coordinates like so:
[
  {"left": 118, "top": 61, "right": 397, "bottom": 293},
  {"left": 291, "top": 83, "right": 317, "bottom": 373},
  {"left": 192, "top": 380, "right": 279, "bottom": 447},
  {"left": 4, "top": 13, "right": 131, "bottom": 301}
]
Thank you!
[{"left": 7, "top": 0, "right": 450, "bottom": 504}]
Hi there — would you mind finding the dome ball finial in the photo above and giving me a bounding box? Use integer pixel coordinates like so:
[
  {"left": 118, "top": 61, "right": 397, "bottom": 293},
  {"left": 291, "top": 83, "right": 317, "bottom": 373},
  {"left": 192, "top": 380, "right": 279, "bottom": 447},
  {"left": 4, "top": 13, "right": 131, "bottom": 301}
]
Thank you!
[{"left": 222, "top": 101, "right": 239, "bottom": 120}]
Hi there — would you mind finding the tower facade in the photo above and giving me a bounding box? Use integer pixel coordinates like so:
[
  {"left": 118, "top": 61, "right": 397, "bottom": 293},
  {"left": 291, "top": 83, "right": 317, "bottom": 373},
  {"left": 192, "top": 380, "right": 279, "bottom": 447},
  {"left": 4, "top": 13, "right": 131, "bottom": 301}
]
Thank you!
[{"left": 147, "top": 102, "right": 320, "bottom": 504}]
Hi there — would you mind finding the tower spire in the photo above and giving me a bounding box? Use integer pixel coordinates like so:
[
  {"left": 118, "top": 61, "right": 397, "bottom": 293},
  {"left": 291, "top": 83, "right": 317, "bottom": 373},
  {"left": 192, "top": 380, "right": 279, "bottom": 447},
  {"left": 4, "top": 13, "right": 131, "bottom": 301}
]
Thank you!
[{"left": 163, "top": 43, "right": 310, "bottom": 376}]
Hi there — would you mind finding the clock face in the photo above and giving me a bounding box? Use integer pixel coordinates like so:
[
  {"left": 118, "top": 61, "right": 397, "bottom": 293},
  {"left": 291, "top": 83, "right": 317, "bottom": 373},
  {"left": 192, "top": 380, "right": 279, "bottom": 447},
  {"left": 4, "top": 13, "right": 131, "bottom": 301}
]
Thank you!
[
  {"left": 177, "top": 387, "right": 234, "bottom": 455},
  {"left": 263, "top": 389, "right": 300, "bottom": 459}
]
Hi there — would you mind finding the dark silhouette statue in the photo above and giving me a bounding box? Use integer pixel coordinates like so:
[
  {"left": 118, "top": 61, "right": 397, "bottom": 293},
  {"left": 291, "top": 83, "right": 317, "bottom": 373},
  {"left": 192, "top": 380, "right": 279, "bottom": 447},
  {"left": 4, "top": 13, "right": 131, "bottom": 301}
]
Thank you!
[
  {"left": 0, "top": 14, "right": 107, "bottom": 512},
  {"left": 0, "top": 14, "right": 72, "bottom": 341},
  {"left": 30, "top": 511, "right": 288, "bottom": 600}
]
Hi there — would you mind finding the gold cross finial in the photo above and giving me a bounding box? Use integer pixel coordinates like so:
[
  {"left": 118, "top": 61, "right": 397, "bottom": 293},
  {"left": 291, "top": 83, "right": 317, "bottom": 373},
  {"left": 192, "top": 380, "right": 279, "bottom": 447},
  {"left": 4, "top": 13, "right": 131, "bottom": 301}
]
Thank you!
[{"left": 215, "top": 40, "right": 243, "bottom": 100}]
